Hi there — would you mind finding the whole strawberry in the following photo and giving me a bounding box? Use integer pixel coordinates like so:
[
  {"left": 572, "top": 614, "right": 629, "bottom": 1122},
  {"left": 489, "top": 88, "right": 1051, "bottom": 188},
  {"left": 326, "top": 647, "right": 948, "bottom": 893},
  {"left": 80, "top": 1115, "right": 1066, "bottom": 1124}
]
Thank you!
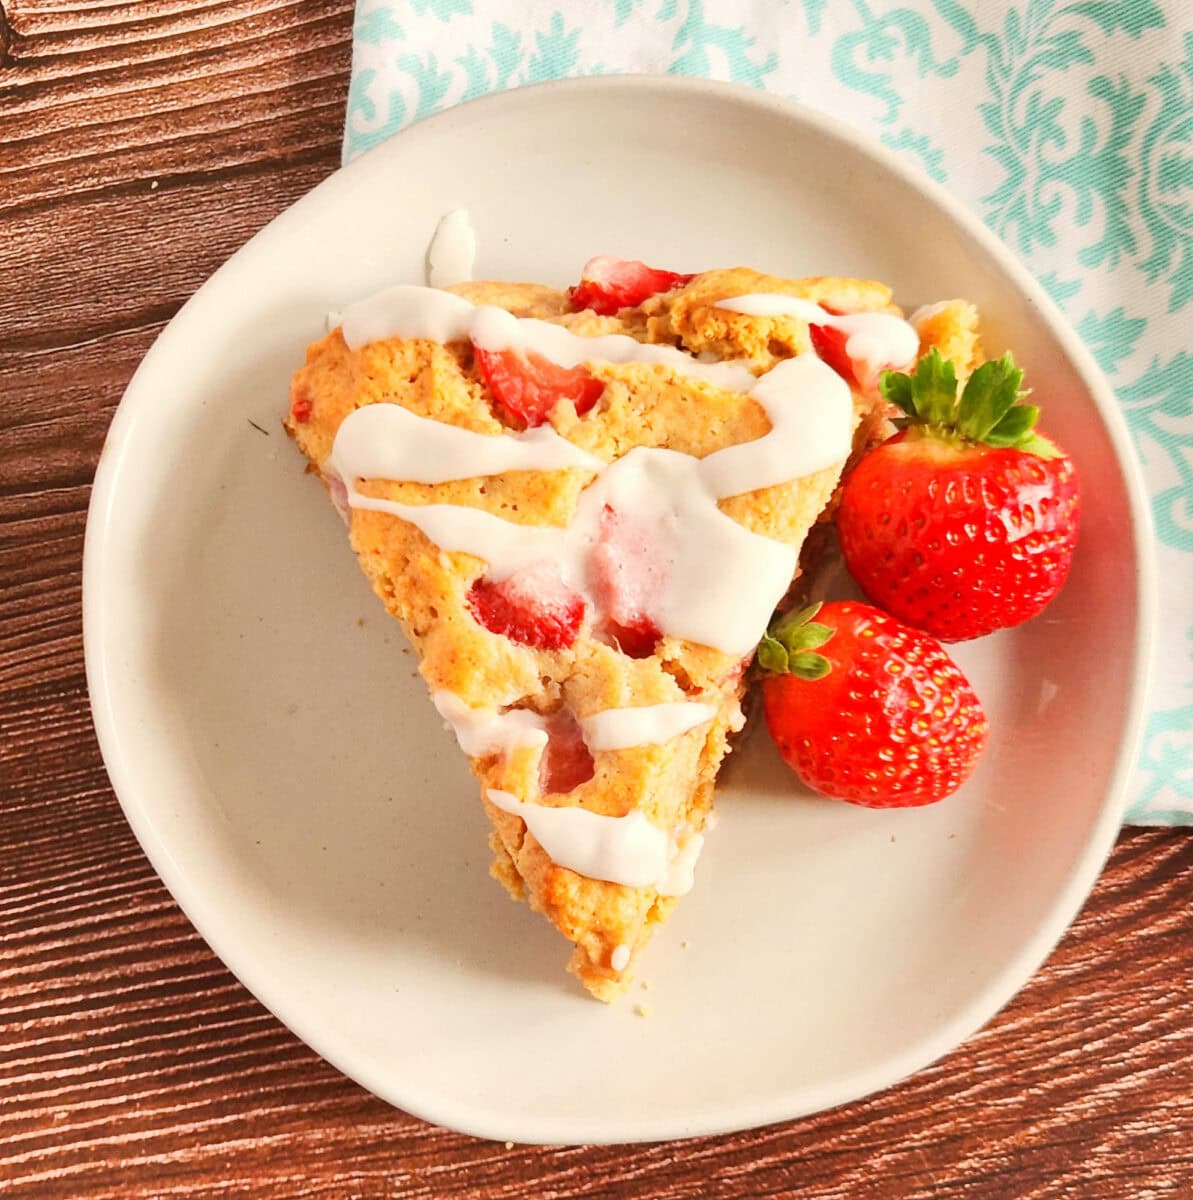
[
  {"left": 759, "top": 601, "right": 988, "bottom": 807},
  {"left": 837, "top": 351, "right": 1080, "bottom": 641}
]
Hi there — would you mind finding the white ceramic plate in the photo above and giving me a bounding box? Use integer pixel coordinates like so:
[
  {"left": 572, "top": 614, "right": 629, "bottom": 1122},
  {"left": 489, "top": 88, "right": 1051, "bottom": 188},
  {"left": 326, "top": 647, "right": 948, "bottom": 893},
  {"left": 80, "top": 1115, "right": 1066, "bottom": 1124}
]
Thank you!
[{"left": 84, "top": 78, "right": 1154, "bottom": 1144}]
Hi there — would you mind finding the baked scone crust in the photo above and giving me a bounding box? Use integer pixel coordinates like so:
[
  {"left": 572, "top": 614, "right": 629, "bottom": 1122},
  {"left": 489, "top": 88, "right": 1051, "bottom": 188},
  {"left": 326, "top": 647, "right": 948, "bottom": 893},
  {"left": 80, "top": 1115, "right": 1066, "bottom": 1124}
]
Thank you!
[{"left": 286, "top": 270, "right": 982, "bottom": 999}]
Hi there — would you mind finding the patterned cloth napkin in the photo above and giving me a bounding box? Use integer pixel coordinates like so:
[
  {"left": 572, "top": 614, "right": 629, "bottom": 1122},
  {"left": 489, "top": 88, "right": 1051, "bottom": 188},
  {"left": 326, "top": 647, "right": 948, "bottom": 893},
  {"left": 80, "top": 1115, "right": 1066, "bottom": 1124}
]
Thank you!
[{"left": 344, "top": 0, "right": 1192, "bottom": 825}]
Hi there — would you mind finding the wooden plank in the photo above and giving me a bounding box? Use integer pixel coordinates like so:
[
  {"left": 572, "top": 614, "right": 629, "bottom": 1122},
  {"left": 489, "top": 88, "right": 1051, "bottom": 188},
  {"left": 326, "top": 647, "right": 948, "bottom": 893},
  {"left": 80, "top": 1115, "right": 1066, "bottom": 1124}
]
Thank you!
[{"left": 0, "top": 830, "right": 1188, "bottom": 1198}]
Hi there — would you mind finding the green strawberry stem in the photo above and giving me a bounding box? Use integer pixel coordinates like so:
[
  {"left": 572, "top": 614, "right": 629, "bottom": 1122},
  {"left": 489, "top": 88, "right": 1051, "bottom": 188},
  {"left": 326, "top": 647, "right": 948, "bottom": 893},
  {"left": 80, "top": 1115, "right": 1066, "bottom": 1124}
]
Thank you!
[
  {"left": 880, "top": 349, "right": 1058, "bottom": 459},
  {"left": 757, "top": 601, "right": 833, "bottom": 680}
]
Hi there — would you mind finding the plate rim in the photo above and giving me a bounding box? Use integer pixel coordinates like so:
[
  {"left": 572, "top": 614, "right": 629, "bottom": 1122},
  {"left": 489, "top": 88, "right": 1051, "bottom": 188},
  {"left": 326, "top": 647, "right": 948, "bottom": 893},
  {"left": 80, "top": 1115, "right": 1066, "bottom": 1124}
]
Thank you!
[{"left": 83, "top": 74, "right": 1158, "bottom": 1144}]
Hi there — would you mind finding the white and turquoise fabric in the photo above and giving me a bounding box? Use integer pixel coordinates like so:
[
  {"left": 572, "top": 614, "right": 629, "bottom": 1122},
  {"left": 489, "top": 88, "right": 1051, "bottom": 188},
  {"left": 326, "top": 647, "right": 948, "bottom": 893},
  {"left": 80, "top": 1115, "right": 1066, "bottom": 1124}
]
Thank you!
[{"left": 345, "top": 1, "right": 1193, "bottom": 825}]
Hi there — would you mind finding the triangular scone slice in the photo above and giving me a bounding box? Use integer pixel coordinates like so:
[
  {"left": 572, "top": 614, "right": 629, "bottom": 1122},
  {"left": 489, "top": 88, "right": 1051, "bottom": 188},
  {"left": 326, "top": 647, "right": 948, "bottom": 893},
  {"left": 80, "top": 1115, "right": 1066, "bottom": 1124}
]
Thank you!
[{"left": 285, "top": 270, "right": 917, "bottom": 1000}]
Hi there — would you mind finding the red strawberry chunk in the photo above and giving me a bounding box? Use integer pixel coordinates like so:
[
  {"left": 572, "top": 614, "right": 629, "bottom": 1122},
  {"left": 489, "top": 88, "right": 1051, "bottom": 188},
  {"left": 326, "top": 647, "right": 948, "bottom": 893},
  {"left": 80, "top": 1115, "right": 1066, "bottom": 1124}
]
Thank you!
[
  {"left": 588, "top": 505, "right": 666, "bottom": 658},
  {"left": 467, "top": 563, "right": 585, "bottom": 650},
  {"left": 290, "top": 381, "right": 314, "bottom": 423},
  {"left": 808, "top": 323, "right": 855, "bottom": 385},
  {"left": 539, "top": 709, "right": 596, "bottom": 795},
  {"left": 474, "top": 345, "right": 604, "bottom": 429},
  {"left": 570, "top": 256, "right": 695, "bottom": 316}
]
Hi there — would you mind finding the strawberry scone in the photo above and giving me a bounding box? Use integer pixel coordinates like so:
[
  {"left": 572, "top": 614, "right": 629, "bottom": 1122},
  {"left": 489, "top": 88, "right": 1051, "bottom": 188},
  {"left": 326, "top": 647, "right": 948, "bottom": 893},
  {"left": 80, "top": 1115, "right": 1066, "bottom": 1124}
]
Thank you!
[{"left": 285, "top": 258, "right": 982, "bottom": 1001}]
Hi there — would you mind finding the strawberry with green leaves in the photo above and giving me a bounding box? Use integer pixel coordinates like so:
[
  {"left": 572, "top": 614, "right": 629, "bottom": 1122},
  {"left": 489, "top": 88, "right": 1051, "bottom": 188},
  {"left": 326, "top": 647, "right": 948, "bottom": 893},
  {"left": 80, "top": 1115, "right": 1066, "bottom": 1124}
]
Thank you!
[
  {"left": 837, "top": 351, "right": 1080, "bottom": 642},
  {"left": 758, "top": 601, "right": 988, "bottom": 807}
]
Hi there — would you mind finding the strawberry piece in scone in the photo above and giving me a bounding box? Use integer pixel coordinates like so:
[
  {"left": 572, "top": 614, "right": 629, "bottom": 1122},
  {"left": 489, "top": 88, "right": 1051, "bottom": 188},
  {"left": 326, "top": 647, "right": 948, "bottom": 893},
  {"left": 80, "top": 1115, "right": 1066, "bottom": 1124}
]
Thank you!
[
  {"left": 539, "top": 710, "right": 596, "bottom": 795},
  {"left": 588, "top": 505, "right": 665, "bottom": 658},
  {"left": 475, "top": 346, "right": 604, "bottom": 429},
  {"left": 808, "top": 323, "right": 855, "bottom": 386},
  {"left": 290, "top": 379, "right": 314, "bottom": 423},
  {"left": 569, "top": 256, "right": 695, "bottom": 316},
  {"left": 467, "top": 563, "right": 586, "bottom": 650}
]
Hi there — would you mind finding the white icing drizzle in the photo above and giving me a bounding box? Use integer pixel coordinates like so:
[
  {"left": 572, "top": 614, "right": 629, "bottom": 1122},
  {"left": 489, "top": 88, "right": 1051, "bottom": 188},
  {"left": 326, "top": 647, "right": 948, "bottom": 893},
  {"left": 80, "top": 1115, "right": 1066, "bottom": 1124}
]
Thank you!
[
  {"left": 714, "top": 293, "right": 919, "bottom": 390},
  {"left": 832, "top": 312, "right": 920, "bottom": 389},
  {"left": 580, "top": 449, "right": 798, "bottom": 655},
  {"left": 342, "top": 489, "right": 570, "bottom": 578},
  {"left": 341, "top": 285, "right": 475, "bottom": 349},
  {"left": 579, "top": 701, "right": 717, "bottom": 752},
  {"left": 486, "top": 790, "right": 703, "bottom": 895},
  {"left": 487, "top": 790, "right": 668, "bottom": 888},
  {"left": 431, "top": 691, "right": 547, "bottom": 757},
  {"left": 434, "top": 693, "right": 717, "bottom": 757},
  {"left": 716, "top": 294, "right": 826, "bottom": 321},
  {"left": 323, "top": 280, "right": 912, "bottom": 890},
  {"left": 658, "top": 830, "right": 705, "bottom": 897},
  {"left": 610, "top": 944, "right": 630, "bottom": 972},
  {"left": 330, "top": 400, "right": 600, "bottom": 485},
  {"left": 470, "top": 306, "right": 755, "bottom": 389},
  {"left": 329, "top": 287, "right": 855, "bottom": 655},
  {"left": 426, "top": 208, "right": 476, "bottom": 288},
  {"left": 341, "top": 285, "right": 754, "bottom": 391},
  {"left": 697, "top": 355, "right": 852, "bottom": 495},
  {"left": 333, "top": 444, "right": 798, "bottom": 655}
]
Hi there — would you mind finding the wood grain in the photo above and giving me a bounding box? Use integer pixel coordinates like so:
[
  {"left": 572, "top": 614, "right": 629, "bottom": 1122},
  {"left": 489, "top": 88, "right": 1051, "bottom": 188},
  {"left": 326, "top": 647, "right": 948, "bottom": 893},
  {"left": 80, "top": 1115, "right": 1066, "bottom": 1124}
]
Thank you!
[{"left": 1, "top": 2, "right": 1191, "bottom": 1196}]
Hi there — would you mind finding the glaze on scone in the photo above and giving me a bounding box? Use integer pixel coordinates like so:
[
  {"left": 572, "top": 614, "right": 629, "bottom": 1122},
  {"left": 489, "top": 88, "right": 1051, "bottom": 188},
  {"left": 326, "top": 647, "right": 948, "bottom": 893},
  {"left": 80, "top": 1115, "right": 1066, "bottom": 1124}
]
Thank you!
[{"left": 285, "top": 268, "right": 981, "bottom": 1000}]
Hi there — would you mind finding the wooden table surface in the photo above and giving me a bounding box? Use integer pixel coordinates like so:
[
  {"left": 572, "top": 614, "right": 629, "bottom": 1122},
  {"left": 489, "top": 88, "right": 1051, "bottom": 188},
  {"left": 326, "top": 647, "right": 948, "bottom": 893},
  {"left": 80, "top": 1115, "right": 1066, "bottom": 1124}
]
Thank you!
[{"left": 2, "top": 2, "right": 1191, "bottom": 1196}]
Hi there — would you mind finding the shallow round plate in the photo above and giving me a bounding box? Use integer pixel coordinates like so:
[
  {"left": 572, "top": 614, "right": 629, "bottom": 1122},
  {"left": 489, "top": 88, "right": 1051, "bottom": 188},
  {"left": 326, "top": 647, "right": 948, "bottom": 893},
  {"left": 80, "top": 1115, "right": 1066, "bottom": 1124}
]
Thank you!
[{"left": 84, "top": 77, "right": 1154, "bottom": 1144}]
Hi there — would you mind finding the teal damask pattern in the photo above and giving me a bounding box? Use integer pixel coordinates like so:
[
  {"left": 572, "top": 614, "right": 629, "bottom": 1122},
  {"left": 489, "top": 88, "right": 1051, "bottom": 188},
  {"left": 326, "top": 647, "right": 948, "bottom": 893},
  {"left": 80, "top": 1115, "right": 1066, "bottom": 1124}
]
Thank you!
[
  {"left": 666, "top": 0, "right": 777, "bottom": 86},
  {"left": 345, "top": 0, "right": 1193, "bottom": 823},
  {"left": 1140, "top": 34, "right": 1193, "bottom": 311}
]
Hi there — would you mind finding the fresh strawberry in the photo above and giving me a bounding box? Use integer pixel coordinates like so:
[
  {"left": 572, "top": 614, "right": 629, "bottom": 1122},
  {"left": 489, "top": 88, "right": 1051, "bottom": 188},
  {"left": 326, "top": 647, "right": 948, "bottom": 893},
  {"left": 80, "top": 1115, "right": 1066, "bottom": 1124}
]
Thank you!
[
  {"left": 467, "top": 563, "right": 585, "bottom": 650},
  {"left": 587, "top": 505, "right": 665, "bottom": 657},
  {"left": 539, "top": 709, "right": 596, "bottom": 794},
  {"left": 569, "top": 256, "right": 695, "bottom": 316},
  {"left": 808, "top": 323, "right": 855, "bottom": 385},
  {"left": 759, "top": 601, "right": 988, "bottom": 807},
  {"left": 475, "top": 345, "right": 604, "bottom": 429},
  {"left": 837, "top": 350, "right": 1080, "bottom": 641}
]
